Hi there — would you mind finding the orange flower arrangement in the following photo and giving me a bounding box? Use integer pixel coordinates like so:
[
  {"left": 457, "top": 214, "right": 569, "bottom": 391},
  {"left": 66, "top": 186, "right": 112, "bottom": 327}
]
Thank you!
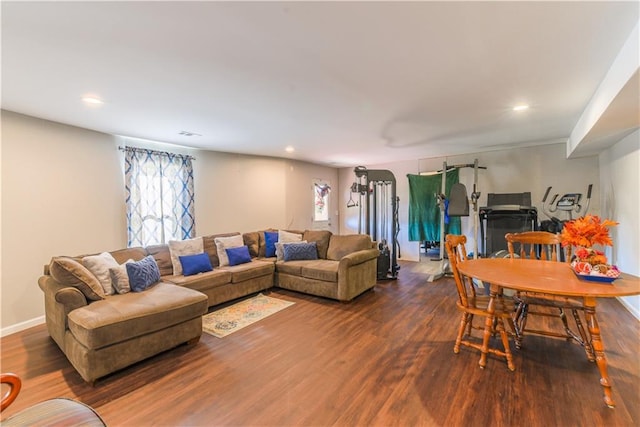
[{"left": 560, "top": 215, "right": 618, "bottom": 249}]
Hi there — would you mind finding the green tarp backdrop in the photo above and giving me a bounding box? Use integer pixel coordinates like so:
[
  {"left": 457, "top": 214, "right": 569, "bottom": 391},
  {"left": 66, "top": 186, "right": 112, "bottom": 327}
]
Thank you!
[{"left": 407, "top": 169, "right": 461, "bottom": 242}]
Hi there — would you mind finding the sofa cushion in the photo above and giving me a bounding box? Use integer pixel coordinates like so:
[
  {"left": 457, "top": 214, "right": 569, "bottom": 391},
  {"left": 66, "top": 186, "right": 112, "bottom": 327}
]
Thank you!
[
  {"left": 67, "top": 282, "right": 207, "bottom": 349},
  {"left": 203, "top": 232, "right": 239, "bottom": 267},
  {"left": 110, "top": 247, "right": 147, "bottom": 264},
  {"left": 327, "top": 235, "right": 373, "bottom": 261},
  {"left": 169, "top": 237, "right": 204, "bottom": 276},
  {"left": 82, "top": 252, "right": 119, "bottom": 295},
  {"left": 146, "top": 244, "right": 173, "bottom": 276},
  {"left": 284, "top": 242, "right": 318, "bottom": 261},
  {"left": 49, "top": 257, "right": 105, "bottom": 300},
  {"left": 215, "top": 235, "right": 245, "bottom": 267},
  {"left": 242, "top": 232, "right": 260, "bottom": 258},
  {"left": 179, "top": 252, "right": 213, "bottom": 276},
  {"left": 127, "top": 256, "right": 161, "bottom": 292},
  {"left": 162, "top": 269, "right": 232, "bottom": 292},
  {"left": 301, "top": 260, "right": 339, "bottom": 282},
  {"left": 220, "top": 260, "right": 274, "bottom": 283},
  {"left": 303, "top": 230, "right": 332, "bottom": 259},
  {"left": 226, "top": 246, "right": 252, "bottom": 266},
  {"left": 275, "top": 260, "right": 305, "bottom": 276}
]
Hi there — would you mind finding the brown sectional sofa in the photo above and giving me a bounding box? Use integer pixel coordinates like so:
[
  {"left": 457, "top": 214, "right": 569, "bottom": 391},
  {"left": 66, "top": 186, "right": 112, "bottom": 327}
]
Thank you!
[{"left": 38, "top": 230, "right": 378, "bottom": 383}]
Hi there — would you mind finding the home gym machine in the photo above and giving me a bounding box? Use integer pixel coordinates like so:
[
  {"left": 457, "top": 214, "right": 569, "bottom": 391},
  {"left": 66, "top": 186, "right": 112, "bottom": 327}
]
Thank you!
[
  {"left": 539, "top": 184, "right": 593, "bottom": 261},
  {"left": 436, "top": 160, "right": 485, "bottom": 258},
  {"left": 539, "top": 184, "right": 593, "bottom": 233},
  {"left": 418, "top": 159, "right": 487, "bottom": 282},
  {"left": 351, "top": 166, "right": 400, "bottom": 280}
]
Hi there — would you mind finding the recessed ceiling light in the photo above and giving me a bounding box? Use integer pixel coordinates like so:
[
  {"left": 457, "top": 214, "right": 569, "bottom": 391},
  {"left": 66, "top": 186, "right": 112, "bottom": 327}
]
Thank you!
[
  {"left": 513, "top": 104, "right": 529, "bottom": 112},
  {"left": 82, "top": 96, "right": 104, "bottom": 105},
  {"left": 285, "top": 146, "right": 295, "bottom": 153}
]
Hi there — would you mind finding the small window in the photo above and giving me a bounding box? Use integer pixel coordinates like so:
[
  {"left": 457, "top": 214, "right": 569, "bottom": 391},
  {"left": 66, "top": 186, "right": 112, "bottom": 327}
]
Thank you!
[{"left": 313, "top": 180, "right": 331, "bottom": 222}]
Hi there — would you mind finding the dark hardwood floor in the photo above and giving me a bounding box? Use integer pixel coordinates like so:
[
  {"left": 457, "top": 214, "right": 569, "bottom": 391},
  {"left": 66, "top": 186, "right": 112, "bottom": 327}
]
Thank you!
[{"left": 2, "top": 261, "right": 639, "bottom": 426}]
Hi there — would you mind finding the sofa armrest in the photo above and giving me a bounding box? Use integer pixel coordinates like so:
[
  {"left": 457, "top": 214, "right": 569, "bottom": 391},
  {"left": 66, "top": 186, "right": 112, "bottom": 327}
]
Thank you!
[
  {"left": 39, "top": 276, "right": 88, "bottom": 311},
  {"left": 339, "top": 248, "right": 379, "bottom": 268},
  {"left": 38, "top": 276, "right": 89, "bottom": 350},
  {"left": 335, "top": 248, "right": 379, "bottom": 301},
  {"left": 54, "top": 287, "right": 88, "bottom": 310}
]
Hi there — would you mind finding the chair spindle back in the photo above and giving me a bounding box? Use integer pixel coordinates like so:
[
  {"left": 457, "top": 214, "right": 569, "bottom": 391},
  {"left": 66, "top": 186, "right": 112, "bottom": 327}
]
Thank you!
[
  {"left": 445, "top": 234, "right": 475, "bottom": 307},
  {"left": 505, "top": 231, "right": 565, "bottom": 262}
]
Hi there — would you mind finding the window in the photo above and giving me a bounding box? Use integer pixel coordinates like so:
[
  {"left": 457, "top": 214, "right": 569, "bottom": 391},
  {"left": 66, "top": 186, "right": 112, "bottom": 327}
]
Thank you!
[{"left": 124, "top": 147, "right": 195, "bottom": 247}]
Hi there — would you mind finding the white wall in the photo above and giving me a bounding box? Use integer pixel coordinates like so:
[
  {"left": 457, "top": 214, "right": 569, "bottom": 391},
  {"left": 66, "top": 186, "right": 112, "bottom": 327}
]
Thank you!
[
  {"left": 194, "top": 151, "right": 287, "bottom": 234},
  {"left": 195, "top": 151, "right": 338, "bottom": 234},
  {"left": 599, "top": 129, "right": 640, "bottom": 319},
  {"left": 339, "top": 143, "right": 600, "bottom": 261},
  {"left": 1, "top": 111, "right": 338, "bottom": 333},
  {"left": 1, "top": 111, "right": 126, "bottom": 333}
]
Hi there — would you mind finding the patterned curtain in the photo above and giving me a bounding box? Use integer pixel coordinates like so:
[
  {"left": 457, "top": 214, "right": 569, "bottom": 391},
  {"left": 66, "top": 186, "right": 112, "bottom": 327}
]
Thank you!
[{"left": 124, "top": 147, "right": 195, "bottom": 247}]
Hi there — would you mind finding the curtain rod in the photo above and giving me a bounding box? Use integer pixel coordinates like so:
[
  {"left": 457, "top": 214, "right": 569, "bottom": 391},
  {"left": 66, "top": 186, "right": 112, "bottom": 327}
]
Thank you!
[{"left": 118, "top": 146, "right": 195, "bottom": 160}]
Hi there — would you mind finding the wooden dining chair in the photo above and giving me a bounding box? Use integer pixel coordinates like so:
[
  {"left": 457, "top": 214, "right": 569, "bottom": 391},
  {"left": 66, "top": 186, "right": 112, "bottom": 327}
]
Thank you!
[
  {"left": 444, "top": 234, "right": 517, "bottom": 371},
  {"left": 505, "top": 231, "right": 593, "bottom": 360}
]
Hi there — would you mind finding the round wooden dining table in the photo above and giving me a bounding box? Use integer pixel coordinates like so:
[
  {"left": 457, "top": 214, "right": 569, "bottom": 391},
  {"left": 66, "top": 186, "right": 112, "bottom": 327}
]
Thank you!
[{"left": 457, "top": 257, "right": 640, "bottom": 408}]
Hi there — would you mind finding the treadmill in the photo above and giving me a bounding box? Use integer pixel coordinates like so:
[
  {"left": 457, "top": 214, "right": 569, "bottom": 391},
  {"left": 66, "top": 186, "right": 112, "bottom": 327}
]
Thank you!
[{"left": 479, "top": 192, "right": 537, "bottom": 257}]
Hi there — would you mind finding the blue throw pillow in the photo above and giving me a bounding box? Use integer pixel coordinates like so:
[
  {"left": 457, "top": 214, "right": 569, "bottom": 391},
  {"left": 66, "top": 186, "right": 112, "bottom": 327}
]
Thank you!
[
  {"left": 179, "top": 252, "right": 213, "bottom": 276},
  {"left": 126, "top": 255, "right": 161, "bottom": 292},
  {"left": 226, "top": 246, "right": 252, "bottom": 266},
  {"left": 283, "top": 242, "right": 318, "bottom": 261},
  {"left": 264, "top": 231, "right": 278, "bottom": 258}
]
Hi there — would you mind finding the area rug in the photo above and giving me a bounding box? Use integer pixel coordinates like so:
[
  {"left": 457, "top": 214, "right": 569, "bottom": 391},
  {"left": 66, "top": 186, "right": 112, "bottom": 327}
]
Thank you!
[{"left": 202, "top": 293, "right": 295, "bottom": 338}]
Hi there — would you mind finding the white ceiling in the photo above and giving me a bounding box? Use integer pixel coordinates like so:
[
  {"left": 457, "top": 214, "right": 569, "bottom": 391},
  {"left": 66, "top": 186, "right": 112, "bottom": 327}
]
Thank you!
[{"left": 2, "top": 1, "right": 638, "bottom": 166}]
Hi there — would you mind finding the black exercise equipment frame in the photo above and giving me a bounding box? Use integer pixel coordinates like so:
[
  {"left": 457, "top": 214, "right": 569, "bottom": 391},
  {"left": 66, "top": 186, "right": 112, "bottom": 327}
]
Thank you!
[{"left": 354, "top": 166, "right": 400, "bottom": 280}]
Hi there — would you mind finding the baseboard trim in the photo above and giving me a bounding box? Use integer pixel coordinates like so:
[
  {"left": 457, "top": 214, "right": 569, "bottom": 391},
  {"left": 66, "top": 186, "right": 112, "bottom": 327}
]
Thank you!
[
  {"left": 617, "top": 297, "right": 640, "bottom": 321},
  {"left": 1, "top": 315, "right": 46, "bottom": 338}
]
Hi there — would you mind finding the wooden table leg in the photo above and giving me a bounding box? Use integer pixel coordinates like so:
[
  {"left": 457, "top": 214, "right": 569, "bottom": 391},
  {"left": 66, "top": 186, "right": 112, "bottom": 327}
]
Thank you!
[
  {"left": 479, "top": 284, "right": 497, "bottom": 369},
  {"left": 583, "top": 296, "right": 615, "bottom": 408}
]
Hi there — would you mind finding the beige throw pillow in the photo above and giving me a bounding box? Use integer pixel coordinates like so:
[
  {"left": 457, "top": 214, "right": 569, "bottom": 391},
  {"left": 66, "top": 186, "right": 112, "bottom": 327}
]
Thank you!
[
  {"left": 109, "top": 259, "right": 135, "bottom": 294},
  {"left": 214, "top": 234, "right": 245, "bottom": 267},
  {"left": 169, "top": 237, "right": 204, "bottom": 276},
  {"left": 278, "top": 230, "right": 303, "bottom": 244},
  {"left": 82, "top": 252, "right": 119, "bottom": 295}
]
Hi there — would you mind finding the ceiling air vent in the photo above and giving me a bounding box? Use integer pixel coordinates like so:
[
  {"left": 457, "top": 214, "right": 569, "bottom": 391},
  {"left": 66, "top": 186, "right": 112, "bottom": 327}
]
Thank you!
[{"left": 179, "top": 131, "right": 202, "bottom": 137}]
